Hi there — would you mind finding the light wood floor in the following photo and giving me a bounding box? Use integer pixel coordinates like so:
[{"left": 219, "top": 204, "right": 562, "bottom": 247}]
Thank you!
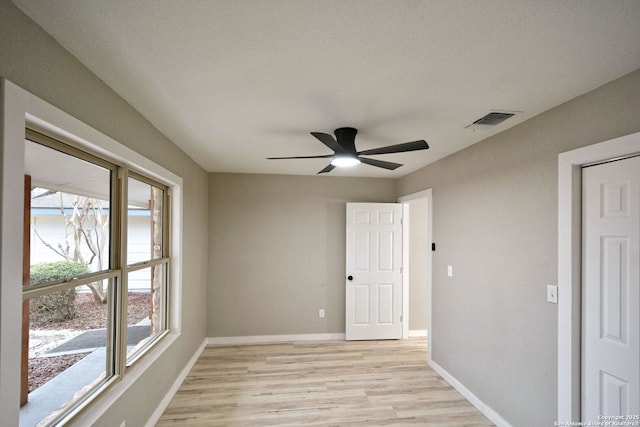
[{"left": 157, "top": 338, "right": 494, "bottom": 426}]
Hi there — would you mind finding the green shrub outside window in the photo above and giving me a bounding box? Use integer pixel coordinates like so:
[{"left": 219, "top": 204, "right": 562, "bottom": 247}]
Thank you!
[{"left": 29, "top": 261, "right": 89, "bottom": 322}]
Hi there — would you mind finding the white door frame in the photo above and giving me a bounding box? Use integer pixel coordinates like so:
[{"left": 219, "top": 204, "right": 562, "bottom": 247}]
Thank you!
[
  {"left": 558, "top": 131, "right": 640, "bottom": 421},
  {"left": 398, "top": 189, "right": 433, "bottom": 359}
]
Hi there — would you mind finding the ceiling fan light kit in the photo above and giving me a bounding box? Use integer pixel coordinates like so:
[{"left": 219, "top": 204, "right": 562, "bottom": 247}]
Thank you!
[
  {"left": 331, "top": 154, "right": 360, "bottom": 167},
  {"left": 267, "top": 127, "right": 429, "bottom": 174}
]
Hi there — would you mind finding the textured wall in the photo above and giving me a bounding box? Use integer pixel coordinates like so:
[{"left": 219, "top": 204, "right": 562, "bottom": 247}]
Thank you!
[
  {"left": 398, "top": 69, "right": 640, "bottom": 426},
  {"left": 208, "top": 173, "right": 397, "bottom": 337}
]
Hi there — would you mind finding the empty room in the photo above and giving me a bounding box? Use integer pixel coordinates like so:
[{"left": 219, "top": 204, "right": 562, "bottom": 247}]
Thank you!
[{"left": 1, "top": 1, "right": 640, "bottom": 426}]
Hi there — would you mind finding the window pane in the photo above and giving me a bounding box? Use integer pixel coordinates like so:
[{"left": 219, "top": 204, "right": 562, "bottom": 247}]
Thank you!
[
  {"left": 126, "top": 265, "right": 166, "bottom": 363},
  {"left": 22, "top": 280, "right": 114, "bottom": 426},
  {"left": 27, "top": 140, "right": 112, "bottom": 280},
  {"left": 127, "top": 177, "right": 164, "bottom": 265}
]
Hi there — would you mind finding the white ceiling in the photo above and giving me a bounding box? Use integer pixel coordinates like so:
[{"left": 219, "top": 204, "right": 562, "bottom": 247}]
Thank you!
[{"left": 13, "top": 0, "right": 640, "bottom": 177}]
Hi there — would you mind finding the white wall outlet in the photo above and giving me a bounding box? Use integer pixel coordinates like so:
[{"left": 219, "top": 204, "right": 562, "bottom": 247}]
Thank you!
[
  {"left": 547, "top": 284, "right": 558, "bottom": 304},
  {"left": 447, "top": 265, "right": 453, "bottom": 277},
  {"left": 319, "top": 309, "right": 325, "bottom": 318}
]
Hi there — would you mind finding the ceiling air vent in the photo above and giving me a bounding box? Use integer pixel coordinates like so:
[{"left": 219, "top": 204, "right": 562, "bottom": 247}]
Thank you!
[{"left": 465, "top": 111, "right": 520, "bottom": 130}]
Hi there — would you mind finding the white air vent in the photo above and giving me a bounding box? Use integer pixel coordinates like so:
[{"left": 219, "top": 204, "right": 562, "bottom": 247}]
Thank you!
[{"left": 465, "top": 111, "right": 521, "bottom": 130}]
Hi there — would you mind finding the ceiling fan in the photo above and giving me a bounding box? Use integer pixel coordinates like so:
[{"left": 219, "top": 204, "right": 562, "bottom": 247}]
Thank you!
[{"left": 267, "top": 127, "right": 429, "bottom": 174}]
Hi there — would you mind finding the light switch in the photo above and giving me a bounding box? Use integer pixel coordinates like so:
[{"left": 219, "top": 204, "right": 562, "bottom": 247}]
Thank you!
[
  {"left": 447, "top": 265, "right": 453, "bottom": 277},
  {"left": 547, "top": 284, "right": 558, "bottom": 304}
]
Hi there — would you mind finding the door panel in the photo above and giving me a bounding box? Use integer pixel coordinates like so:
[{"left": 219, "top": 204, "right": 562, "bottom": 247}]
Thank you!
[
  {"left": 378, "top": 231, "right": 394, "bottom": 271},
  {"left": 346, "top": 203, "right": 402, "bottom": 340},
  {"left": 354, "top": 284, "right": 370, "bottom": 324},
  {"left": 601, "top": 237, "right": 628, "bottom": 344},
  {"left": 582, "top": 155, "right": 640, "bottom": 420},
  {"left": 354, "top": 231, "right": 370, "bottom": 271},
  {"left": 378, "top": 284, "right": 394, "bottom": 324},
  {"left": 601, "top": 371, "right": 629, "bottom": 415}
]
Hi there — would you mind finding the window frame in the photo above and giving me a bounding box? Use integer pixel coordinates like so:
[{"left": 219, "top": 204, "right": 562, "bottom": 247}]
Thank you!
[
  {"left": 23, "top": 128, "right": 173, "bottom": 424},
  {"left": 124, "top": 171, "right": 171, "bottom": 367},
  {"left": 1, "top": 79, "right": 183, "bottom": 426}
]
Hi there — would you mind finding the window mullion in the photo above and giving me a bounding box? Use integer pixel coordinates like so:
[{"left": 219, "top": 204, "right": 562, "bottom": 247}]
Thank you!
[
  {"left": 126, "top": 257, "right": 170, "bottom": 273},
  {"left": 112, "top": 166, "right": 128, "bottom": 379},
  {"left": 164, "top": 190, "right": 171, "bottom": 259},
  {"left": 22, "top": 270, "right": 119, "bottom": 300}
]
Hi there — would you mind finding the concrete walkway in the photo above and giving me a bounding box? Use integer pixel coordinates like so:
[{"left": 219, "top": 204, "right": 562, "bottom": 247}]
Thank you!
[
  {"left": 20, "top": 349, "right": 107, "bottom": 426},
  {"left": 20, "top": 321, "right": 150, "bottom": 426},
  {"left": 46, "top": 324, "right": 151, "bottom": 356}
]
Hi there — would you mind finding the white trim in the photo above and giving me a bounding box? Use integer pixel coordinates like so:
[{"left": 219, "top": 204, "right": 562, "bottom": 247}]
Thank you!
[
  {"left": 144, "top": 338, "right": 207, "bottom": 427},
  {"left": 430, "top": 360, "right": 512, "bottom": 427},
  {"left": 1, "top": 78, "right": 27, "bottom": 427},
  {"left": 408, "top": 329, "right": 428, "bottom": 337},
  {"left": 207, "top": 333, "right": 346, "bottom": 346},
  {"left": 558, "top": 131, "right": 640, "bottom": 422},
  {"left": 398, "top": 189, "right": 433, "bottom": 361},
  {"left": 398, "top": 189, "right": 432, "bottom": 203},
  {"left": 1, "top": 78, "right": 185, "bottom": 425},
  {"left": 401, "top": 203, "right": 410, "bottom": 339},
  {"left": 426, "top": 191, "right": 433, "bottom": 363}
]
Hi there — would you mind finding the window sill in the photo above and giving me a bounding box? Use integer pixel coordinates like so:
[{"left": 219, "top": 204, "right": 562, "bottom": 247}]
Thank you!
[{"left": 65, "top": 331, "right": 181, "bottom": 426}]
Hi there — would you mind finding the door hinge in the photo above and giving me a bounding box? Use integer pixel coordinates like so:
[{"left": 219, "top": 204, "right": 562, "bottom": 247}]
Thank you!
[{"left": 400, "top": 315, "right": 403, "bottom": 323}]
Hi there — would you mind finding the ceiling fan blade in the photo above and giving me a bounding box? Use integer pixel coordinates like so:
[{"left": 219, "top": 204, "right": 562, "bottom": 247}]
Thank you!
[
  {"left": 266, "top": 154, "right": 333, "bottom": 159},
  {"left": 317, "top": 164, "right": 336, "bottom": 174},
  {"left": 311, "top": 132, "right": 343, "bottom": 153},
  {"left": 358, "top": 157, "right": 402, "bottom": 170},
  {"left": 358, "top": 140, "right": 429, "bottom": 156}
]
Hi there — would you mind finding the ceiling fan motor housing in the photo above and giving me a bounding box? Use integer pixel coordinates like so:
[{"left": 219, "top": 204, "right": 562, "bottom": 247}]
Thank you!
[{"left": 334, "top": 127, "right": 358, "bottom": 153}]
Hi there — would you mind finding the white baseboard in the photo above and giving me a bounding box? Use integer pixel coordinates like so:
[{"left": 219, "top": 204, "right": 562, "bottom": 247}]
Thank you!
[
  {"left": 145, "top": 338, "right": 207, "bottom": 427},
  {"left": 207, "top": 333, "right": 346, "bottom": 346},
  {"left": 409, "top": 329, "right": 428, "bottom": 337},
  {"left": 429, "top": 359, "right": 511, "bottom": 427}
]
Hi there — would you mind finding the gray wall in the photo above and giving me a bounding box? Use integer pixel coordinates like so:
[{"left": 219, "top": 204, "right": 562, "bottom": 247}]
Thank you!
[
  {"left": 208, "top": 173, "right": 397, "bottom": 337},
  {"left": 398, "top": 69, "right": 640, "bottom": 426},
  {"left": 0, "top": 1, "right": 208, "bottom": 425},
  {"left": 408, "top": 197, "right": 428, "bottom": 331}
]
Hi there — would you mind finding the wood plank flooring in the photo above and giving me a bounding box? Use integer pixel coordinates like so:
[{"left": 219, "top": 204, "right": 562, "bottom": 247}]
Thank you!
[{"left": 156, "top": 338, "right": 494, "bottom": 426}]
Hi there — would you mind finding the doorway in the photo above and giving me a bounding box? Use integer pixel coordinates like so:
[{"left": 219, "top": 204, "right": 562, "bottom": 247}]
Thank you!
[
  {"left": 558, "top": 131, "right": 640, "bottom": 421},
  {"left": 398, "top": 190, "right": 432, "bottom": 356}
]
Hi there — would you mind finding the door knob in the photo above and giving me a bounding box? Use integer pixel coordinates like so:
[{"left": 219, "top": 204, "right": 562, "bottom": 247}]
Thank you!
[{"left": 347, "top": 275, "right": 353, "bottom": 281}]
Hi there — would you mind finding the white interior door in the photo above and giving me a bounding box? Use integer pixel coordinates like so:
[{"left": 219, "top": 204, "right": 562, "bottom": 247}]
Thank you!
[
  {"left": 582, "top": 155, "right": 640, "bottom": 420},
  {"left": 346, "top": 203, "right": 402, "bottom": 341}
]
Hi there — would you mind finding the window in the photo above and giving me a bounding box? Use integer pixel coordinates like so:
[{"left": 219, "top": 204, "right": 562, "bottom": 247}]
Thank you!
[
  {"left": 125, "top": 174, "right": 169, "bottom": 364},
  {"left": 21, "top": 129, "right": 171, "bottom": 426}
]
